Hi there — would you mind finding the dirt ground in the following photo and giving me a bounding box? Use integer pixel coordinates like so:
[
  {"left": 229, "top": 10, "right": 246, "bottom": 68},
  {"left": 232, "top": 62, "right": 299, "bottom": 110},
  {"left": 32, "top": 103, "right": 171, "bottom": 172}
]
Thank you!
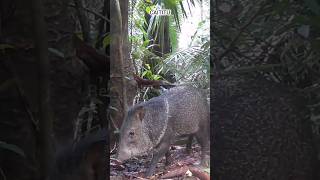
[{"left": 110, "top": 144, "right": 210, "bottom": 179}]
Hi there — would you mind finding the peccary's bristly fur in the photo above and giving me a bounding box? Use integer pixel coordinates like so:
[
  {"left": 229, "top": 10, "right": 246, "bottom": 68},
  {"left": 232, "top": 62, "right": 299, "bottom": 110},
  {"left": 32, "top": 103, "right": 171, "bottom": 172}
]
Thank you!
[{"left": 117, "top": 86, "right": 209, "bottom": 176}]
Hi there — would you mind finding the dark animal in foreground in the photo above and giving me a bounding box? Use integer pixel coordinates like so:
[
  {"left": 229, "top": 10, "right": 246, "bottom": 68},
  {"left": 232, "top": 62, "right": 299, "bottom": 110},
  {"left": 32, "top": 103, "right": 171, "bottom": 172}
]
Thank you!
[
  {"left": 49, "top": 129, "right": 107, "bottom": 180},
  {"left": 211, "top": 74, "right": 319, "bottom": 180}
]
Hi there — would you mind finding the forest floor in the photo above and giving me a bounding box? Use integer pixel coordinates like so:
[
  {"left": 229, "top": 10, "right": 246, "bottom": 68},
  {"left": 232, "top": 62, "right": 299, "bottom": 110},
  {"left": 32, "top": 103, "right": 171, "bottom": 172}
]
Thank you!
[{"left": 110, "top": 144, "right": 210, "bottom": 179}]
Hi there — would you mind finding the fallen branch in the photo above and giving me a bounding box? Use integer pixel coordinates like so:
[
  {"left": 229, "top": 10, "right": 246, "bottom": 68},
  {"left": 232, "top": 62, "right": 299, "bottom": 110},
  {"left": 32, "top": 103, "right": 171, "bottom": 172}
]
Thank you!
[
  {"left": 110, "top": 141, "right": 117, "bottom": 154},
  {"left": 161, "top": 166, "right": 188, "bottom": 179},
  {"left": 160, "top": 166, "right": 210, "bottom": 180},
  {"left": 110, "top": 158, "right": 126, "bottom": 171},
  {"left": 133, "top": 74, "right": 174, "bottom": 89}
]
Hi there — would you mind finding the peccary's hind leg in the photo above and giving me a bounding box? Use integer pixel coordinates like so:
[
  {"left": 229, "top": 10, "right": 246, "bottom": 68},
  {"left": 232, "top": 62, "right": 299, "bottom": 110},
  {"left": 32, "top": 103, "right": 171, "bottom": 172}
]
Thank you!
[
  {"left": 195, "top": 130, "right": 210, "bottom": 167},
  {"left": 165, "top": 151, "right": 171, "bottom": 166},
  {"left": 145, "top": 141, "right": 171, "bottom": 177},
  {"left": 186, "top": 135, "right": 193, "bottom": 154}
]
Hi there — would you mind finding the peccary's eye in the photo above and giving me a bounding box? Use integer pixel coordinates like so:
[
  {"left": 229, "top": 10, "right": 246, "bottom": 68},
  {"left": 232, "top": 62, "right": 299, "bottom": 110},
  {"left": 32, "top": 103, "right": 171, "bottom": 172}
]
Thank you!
[{"left": 129, "top": 131, "right": 134, "bottom": 137}]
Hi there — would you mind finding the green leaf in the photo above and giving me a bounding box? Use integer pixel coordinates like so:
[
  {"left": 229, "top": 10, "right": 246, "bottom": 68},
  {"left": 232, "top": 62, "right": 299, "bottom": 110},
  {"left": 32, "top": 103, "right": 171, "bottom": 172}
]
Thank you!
[
  {"left": 145, "top": 63, "right": 151, "bottom": 70},
  {"left": 142, "top": 70, "right": 148, "bottom": 77},
  {"left": 152, "top": 74, "right": 162, "bottom": 80},
  {"left": 103, "top": 35, "right": 111, "bottom": 48},
  {"left": 145, "top": 0, "right": 152, "bottom": 4},
  {"left": 142, "top": 40, "right": 151, "bottom": 47},
  {"left": 145, "top": 5, "right": 156, "bottom": 14},
  {"left": 0, "top": 141, "right": 25, "bottom": 157},
  {"left": 142, "top": 70, "right": 153, "bottom": 79}
]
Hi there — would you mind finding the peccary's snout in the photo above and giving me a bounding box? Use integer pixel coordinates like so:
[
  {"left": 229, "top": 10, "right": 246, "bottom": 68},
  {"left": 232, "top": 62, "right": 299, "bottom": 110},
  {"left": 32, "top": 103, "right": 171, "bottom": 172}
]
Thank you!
[{"left": 116, "top": 147, "right": 131, "bottom": 162}]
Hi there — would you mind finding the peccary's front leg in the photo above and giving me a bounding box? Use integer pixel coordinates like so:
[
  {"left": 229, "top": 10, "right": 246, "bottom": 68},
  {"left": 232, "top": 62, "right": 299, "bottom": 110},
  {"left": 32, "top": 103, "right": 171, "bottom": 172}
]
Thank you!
[
  {"left": 195, "top": 130, "right": 210, "bottom": 167},
  {"left": 145, "top": 141, "right": 171, "bottom": 177},
  {"left": 165, "top": 151, "right": 171, "bottom": 166},
  {"left": 186, "top": 135, "right": 193, "bottom": 154}
]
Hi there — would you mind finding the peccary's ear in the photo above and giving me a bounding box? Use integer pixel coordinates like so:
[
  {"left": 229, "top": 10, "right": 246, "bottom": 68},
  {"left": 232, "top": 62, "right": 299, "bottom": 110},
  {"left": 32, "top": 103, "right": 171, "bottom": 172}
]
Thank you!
[{"left": 136, "top": 106, "right": 145, "bottom": 121}]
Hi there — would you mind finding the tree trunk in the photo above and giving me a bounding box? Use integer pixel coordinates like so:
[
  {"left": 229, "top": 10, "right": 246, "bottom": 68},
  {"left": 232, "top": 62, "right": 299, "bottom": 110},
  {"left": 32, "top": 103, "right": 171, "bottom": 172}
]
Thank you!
[
  {"left": 30, "top": 0, "right": 53, "bottom": 178},
  {"left": 109, "top": 0, "right": 137, "bottom": 146},
  {"left": 44, "top": 0, "right": 88, "bottom": 148},
  {"left": 0, "top": 0, "right": 102, "bottom": 179}
]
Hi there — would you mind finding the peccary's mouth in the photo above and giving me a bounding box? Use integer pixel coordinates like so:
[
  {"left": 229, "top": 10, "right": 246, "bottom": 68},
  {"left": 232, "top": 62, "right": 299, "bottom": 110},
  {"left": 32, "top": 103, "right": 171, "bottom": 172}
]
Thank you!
[
  {"left": 117, "top": 147, "right": 149, "bottom": 162},
  {"left": 117, "top": 148, "right": 137, "bottom": 162},
  {"left": 117, "top": 151, "right": 131, "bottom": 162}
]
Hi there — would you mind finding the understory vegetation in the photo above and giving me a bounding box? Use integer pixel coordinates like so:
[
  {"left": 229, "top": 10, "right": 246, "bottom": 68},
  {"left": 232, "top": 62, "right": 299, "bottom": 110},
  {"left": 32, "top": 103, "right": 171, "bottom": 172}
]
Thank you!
[{"left": 128, "top": 0, "right": 210, "bottom": 100}]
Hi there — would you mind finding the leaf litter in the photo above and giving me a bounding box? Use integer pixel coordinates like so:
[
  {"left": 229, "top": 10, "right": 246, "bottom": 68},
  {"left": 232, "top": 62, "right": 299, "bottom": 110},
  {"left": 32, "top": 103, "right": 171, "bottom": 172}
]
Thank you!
[{"left": 110, "top": 144, "right": 210, "bottom": 180}]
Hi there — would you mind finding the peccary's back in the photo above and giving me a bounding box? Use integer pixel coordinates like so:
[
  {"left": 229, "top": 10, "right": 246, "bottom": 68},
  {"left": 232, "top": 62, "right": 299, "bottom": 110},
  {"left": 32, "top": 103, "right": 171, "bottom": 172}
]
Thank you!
[
  {"left": 211, "top": 75, "right": 318, "bottom": 180},
  {"left": 163, "top": 86, "right": 209, "bottom": 136}
]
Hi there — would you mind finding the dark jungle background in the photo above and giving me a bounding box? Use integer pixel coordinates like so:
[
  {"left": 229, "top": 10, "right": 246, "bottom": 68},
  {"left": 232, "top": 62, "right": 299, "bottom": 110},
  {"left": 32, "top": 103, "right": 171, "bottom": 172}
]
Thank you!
[{"left": 0, "top": 0, "right": 319, "bottom": 180}]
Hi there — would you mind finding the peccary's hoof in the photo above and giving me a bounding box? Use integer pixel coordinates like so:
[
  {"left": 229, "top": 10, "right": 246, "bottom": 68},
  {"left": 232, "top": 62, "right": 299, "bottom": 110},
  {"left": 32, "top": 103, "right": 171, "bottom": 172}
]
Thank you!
[
  {"left": 165, "top": 157, "right": 172, "bottom": 166},
  {"left": 144, "top": 171, "right": 154, "bottom": 178}
]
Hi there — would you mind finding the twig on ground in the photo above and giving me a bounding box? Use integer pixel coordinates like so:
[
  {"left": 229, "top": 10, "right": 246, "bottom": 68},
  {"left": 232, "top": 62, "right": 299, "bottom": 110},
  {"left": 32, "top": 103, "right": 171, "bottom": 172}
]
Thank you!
[{"left": 161, "top": 166, "right": 210, "bottom": 180}]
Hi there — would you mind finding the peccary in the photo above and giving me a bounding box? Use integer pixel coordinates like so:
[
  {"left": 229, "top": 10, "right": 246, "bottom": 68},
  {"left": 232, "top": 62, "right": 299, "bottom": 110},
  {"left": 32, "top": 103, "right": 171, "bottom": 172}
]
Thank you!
[
  {"left": 211, "top": 74, "right": 319, "bottom": 180},
  {"left": 117, "top": 86, "right": 210, "bottom": 176},
  {"left": 49, "top": 129, "right": 107, "bottom": 180}
]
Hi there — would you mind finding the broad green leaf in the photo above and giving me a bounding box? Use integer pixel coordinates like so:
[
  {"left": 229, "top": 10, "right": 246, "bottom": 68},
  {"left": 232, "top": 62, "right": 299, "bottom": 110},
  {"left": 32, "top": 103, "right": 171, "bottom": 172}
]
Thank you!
[
  {"left": 142, "top": 70, "right": 148, "bottom": 77},
  {"left": 152, "top": 74, "right": 162, "bottom": 80},
  {"left": 142, "top": 70, "right": 153, "bottom": 78}
]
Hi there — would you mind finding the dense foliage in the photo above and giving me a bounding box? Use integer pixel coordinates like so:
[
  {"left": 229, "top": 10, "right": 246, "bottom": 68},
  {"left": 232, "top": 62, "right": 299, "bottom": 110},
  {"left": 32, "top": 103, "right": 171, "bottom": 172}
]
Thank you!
[{"left": 129, "top": 0, "right": 210, "bottom": 93}]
